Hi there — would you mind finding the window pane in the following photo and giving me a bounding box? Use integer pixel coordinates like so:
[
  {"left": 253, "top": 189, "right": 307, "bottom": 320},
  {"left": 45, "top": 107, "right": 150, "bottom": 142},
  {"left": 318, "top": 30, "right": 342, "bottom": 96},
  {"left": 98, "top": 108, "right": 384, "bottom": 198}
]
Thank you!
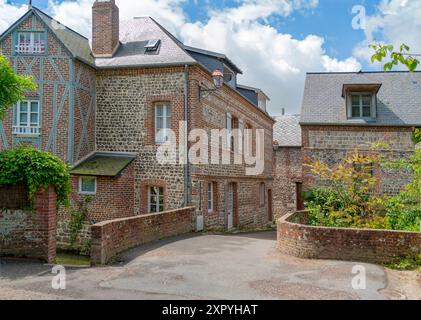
[
  {"left": 20, "top": 102, "right": 28, "bottom": 112},
  {"left": 30, "top": 113, "right": 39, "bottom": 126},
  {"left": 362, "top": 106, "right": 371, "bottom": 117},
  {"left": 165, "top": 106, "right": 171, "bottom": 118},
  {"left": 362, "top": 95, "right": 371, "bottom": 106},
  {"left": 81, "top": 177, "right": 96, "bottom": 193},
  {"left": 150, "top": 204, "right": 157, "bottom": 213},
  {"left": 20, "top": 113, "right": 28, "bottom": 125},
  {"left": 31, "top": 102, "right": 38, "bottom": 113},
  {"left": 352, "top": 106, "right": 360, "bottom": 118},
  {"left": 156, "top": 105, "right": 164, "bottom": 117},
  {"left": 156, "top": 117, "right": 164, "bottom": 130},
  {"left": 351, "top": 95, "right": 360, "bottom": 106}
]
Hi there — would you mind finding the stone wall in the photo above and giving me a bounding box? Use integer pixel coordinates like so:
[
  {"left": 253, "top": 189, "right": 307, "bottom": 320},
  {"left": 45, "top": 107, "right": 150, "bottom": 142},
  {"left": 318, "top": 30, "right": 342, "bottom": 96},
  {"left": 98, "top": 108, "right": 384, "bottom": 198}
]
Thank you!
[
  {"left": 301, "top": 125, "right": 415, "bottom": 195},
  {"left": 277, "top": 211, "right": 421, "bottom": 264},
  {"left": 0, "top": 185, "right": 57, "bottom": 263},
  {"left": 273, "top": 147, "right": 302, "bottom": 219},
  {"left": 91, "top": 206, "right": 195, "bottom": 265}
]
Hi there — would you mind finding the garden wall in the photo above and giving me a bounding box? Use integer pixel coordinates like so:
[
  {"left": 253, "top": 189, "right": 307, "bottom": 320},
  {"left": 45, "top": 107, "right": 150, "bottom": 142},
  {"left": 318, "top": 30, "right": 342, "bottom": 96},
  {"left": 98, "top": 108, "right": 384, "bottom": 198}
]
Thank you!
[
  {"left": 91, "top": 206, "right": 195, "bottom": 265},
  {"left": 0, "top": 185, "right": 57, "bottom": 263},
  {"left": 278, "top": 211, "right": 421, "bottom": 264}
]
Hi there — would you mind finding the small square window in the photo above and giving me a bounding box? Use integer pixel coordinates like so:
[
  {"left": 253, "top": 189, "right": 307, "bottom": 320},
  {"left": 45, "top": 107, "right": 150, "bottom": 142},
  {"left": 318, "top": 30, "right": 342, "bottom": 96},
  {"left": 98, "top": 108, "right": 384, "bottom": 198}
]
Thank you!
[{"left": 79, "top": 176, "right": 97, "bottom": 195}]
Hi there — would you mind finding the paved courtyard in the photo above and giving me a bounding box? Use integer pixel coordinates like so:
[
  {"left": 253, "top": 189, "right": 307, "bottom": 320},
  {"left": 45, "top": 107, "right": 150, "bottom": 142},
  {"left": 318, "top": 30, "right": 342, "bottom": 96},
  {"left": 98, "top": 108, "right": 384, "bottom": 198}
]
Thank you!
[{"left": 0, "top": 232, "right": 419, "bottom": 300}]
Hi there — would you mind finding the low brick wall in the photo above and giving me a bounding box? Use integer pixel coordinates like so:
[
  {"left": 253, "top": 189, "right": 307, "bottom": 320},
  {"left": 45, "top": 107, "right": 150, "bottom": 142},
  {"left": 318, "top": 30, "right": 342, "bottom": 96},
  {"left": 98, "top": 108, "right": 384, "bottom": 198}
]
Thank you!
[
  {"left": 278, "top": 211, "right": 421, "bottom": 264},
  {"left": 91, "top": 207, "right": 195, "bottom": 265},
  {"left": 0, "top": 186, "right": 57, "bottom": 263}
]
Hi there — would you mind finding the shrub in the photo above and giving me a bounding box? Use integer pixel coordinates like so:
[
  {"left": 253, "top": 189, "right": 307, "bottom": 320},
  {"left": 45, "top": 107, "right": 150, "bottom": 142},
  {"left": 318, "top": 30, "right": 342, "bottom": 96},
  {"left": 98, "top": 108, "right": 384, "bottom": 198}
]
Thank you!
[{"left": 0, "top": 147, "right": 71, "bottom": 206}]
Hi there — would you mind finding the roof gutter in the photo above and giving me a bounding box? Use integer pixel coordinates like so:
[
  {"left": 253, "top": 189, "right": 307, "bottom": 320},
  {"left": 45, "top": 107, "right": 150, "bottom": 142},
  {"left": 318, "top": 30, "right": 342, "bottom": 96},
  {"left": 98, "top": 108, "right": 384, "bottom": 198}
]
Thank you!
[{"left": 299, "top": 122, "right": 420, "bottom": 127}]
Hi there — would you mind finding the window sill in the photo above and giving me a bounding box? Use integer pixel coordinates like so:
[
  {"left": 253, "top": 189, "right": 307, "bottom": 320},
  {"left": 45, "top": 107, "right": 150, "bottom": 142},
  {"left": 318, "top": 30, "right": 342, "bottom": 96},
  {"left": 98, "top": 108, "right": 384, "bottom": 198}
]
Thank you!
[
  {"left": 79, "top": 192, "right": 96, "bottom": 196},
  {"left": 13, "top": 133, "right": 41, "bottom": 138}
]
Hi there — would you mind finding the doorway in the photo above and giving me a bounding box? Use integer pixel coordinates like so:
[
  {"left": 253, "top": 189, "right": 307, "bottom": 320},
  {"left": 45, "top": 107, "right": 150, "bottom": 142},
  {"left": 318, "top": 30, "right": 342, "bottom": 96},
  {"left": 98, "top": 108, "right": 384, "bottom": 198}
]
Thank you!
[
  {"left": 268, "top": 189, "right": 273, "bottom": 222},
  {"left": 226, "top": 182, "right": 238, "bottom": 230}
]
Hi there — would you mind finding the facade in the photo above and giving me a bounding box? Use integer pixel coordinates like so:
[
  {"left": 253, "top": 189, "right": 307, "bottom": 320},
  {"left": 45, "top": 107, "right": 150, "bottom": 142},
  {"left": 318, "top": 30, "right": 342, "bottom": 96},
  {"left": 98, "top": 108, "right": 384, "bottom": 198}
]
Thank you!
[
  {"left": 0, "top": 1, "right": 275, "bottom": 249},
  {"left": 300, "top": 71, "right": 421, "bottom": 195},
  {"left": 273, "top": 115, "right": 303, "bottom": 218}
]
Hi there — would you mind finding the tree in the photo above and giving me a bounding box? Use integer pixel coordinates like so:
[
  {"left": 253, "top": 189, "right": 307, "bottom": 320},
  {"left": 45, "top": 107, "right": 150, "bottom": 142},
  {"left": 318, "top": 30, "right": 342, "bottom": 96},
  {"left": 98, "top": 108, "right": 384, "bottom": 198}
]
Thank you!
[{"left": 0, "top": 54, "right": 37, "bottom": 120}]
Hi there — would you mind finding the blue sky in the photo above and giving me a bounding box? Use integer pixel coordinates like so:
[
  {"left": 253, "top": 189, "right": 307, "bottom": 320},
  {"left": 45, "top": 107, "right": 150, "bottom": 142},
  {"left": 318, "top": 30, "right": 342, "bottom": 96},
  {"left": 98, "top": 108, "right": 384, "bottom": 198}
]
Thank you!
[
  {"left": 2, "top": 0, "right": 420, "bottom": 114},
  {"left": 13, "top": 0, "right": 372, "bottom": 63}
]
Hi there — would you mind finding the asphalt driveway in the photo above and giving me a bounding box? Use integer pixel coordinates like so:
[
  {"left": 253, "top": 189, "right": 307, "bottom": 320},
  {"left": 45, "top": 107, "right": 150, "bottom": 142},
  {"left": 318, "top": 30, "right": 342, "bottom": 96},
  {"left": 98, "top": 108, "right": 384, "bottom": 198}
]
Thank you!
[{"left": 0, "top": 232, "right": 419, "bottom": 300}]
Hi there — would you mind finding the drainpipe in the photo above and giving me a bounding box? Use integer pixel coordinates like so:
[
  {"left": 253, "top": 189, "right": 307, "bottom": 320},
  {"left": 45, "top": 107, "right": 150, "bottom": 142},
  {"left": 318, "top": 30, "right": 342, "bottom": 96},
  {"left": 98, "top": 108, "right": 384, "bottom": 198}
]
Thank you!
[{"left": 183, "top": 64, "right": 191, "bottom": 206}]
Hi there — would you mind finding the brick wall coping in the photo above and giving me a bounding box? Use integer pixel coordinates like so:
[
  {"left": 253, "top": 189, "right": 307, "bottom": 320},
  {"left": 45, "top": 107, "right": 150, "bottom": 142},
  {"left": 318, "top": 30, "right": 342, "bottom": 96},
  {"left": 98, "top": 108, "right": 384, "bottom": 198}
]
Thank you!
[
  {"left": 92, "top": 206, "right": 196, "bottom": 227},
  {"left": 91, "top": 206, "right": 196, "bottom": 265},
  {"left": 277, "top": 211, "right": 421, "bottom": 264}
]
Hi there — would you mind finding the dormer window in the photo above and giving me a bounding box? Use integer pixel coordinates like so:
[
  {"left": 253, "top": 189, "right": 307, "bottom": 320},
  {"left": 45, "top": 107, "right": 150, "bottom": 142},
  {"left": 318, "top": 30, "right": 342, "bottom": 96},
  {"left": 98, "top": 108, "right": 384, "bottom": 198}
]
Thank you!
[
  {"left": 343, "top": 83, "right": 381, "bottom": 120},
  {"left": 145, "top": 39, "right": 161, "bottom": 53},
  {"left": 16, "top": 32, "right": 46, "bottom": 54}
]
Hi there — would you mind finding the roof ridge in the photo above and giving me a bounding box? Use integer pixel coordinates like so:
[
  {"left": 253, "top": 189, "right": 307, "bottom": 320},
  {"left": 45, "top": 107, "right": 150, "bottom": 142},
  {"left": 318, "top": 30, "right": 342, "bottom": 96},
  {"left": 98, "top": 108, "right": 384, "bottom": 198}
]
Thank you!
[{"left": 32, "top": 6, "right": 89, "bottom": 41}]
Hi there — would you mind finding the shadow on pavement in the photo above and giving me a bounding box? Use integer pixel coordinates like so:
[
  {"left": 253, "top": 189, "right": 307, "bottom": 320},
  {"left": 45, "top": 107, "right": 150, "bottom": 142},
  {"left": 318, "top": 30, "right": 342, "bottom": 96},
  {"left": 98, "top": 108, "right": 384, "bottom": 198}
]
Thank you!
[{"left": 0, "top": 259, "right": 51, "bottom": 280}]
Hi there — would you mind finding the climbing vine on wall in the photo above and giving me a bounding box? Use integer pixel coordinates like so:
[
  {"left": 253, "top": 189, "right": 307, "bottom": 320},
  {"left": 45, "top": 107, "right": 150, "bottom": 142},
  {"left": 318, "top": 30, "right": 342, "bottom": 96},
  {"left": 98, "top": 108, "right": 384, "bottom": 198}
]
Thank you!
[{"left": 0, "top": 147, "right": 71, "bottom": 206}]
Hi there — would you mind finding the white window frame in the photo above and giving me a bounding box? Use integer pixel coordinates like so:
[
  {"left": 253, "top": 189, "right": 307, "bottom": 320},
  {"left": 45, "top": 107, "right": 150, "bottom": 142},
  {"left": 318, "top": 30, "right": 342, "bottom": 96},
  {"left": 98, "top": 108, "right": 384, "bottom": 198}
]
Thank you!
[
  {"left": 148, "top": 186, "right": 165, "bottom": 213},
  {"left": 207, "top": 182, "right": 214, "bottom": 213},
  {"left": 155, "top": 102, "right": 171, "bottom": 144},
  {"left": 13, "top": 100, "right": 41, "bottom": 136},
  {"left": 78, "top": 176, "right": 97, "bottom": 195},
  {"left": 347, "top": 92, "right": 376, "bottom": 119},
  {"left": 16, "top": 32, "right": 46, "bottom": 54}
]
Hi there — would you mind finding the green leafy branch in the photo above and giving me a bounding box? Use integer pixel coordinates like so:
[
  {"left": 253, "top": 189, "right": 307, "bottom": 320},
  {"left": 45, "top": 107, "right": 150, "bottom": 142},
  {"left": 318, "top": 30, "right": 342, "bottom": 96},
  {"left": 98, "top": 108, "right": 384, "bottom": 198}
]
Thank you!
[{"left": 369, "top": 43, "right": 420, "bottom": 72}]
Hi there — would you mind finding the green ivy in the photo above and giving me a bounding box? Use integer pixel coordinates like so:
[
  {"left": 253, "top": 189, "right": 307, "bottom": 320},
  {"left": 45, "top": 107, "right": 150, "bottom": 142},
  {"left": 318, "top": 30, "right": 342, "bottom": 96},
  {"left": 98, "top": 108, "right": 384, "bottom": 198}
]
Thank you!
[
  {"left": 0, "top": 147, "right": 71, "bottom": 206},
  {"left": 69, "top": 196, "right": 92, "bottom": 251}
]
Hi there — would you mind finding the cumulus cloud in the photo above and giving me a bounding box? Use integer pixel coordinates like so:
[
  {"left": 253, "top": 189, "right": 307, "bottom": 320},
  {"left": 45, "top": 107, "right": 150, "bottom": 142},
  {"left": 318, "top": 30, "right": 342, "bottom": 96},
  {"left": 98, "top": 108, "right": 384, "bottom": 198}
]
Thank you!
[
  {"left": 0, "top": 0, "right": 361, "bottom": 114},
  {"left": 354, "top": 0, "right": 421, "bottom": 70},
  {"left": 0, "top": 0, "right": 28, "bottom": 33}
]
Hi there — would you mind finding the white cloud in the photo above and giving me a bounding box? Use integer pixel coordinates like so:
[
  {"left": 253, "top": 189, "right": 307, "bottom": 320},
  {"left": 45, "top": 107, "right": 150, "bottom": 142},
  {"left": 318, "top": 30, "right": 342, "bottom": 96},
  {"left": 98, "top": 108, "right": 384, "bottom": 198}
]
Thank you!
[
  {"left": 0, "top": 0, "right": 28, "bottom": 34},
  {"left": 0, "top": 0, "right": 361, "bottom": 114},
  {"left": 354, "top": 0, "right": 421, "bottom": 70}
]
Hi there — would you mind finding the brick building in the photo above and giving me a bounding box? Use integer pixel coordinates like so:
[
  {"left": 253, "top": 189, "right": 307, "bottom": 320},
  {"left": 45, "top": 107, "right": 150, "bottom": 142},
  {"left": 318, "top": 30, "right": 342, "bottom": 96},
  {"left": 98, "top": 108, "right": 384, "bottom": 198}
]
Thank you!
[
  {"left": 0, "top": 0, "right": 275, "bottom": 248},
  {"left": 273, "top": 115, "right": 303, "bottom": 218},
  {"left": 300, "top": 71, "right": 421, "bottom": 195}
]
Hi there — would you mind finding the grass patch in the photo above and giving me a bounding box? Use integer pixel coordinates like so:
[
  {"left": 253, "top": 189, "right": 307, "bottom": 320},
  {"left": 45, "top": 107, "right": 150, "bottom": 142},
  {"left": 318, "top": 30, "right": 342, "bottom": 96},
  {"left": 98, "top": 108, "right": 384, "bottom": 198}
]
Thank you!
[{"left": 56, "top": 253, "right": 90, "bottom": 266}]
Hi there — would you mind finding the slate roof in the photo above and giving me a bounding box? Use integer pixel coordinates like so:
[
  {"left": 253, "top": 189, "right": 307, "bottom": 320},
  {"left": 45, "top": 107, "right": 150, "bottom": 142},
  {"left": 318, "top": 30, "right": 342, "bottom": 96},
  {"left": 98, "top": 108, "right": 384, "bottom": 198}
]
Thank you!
[
  {"left": 300, "top": 71, "right": 421, "bottom": 126},
  {"left": 273, "top": 115, "right": 302, "bottom": 147},
  {"left": 95, "top": 17, "right": 196, "bottom": 68},
  {"left": 71, "top": 152, "right": 136, "bottom": 177}
]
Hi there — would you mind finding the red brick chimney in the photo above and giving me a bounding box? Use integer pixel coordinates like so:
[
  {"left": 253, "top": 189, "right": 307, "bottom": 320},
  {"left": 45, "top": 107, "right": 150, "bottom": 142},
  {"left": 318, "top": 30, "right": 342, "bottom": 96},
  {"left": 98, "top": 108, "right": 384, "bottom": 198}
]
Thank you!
[{"left": 92, "top": 0, "right": 120, "bottom": 57}]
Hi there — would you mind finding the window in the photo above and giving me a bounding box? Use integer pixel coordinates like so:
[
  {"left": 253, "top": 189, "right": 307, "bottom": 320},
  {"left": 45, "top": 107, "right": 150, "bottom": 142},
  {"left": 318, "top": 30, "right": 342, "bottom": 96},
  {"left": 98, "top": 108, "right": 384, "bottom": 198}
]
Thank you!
[
  {"left": 348, "top": 93, "right": 374, "bottom": 118},
  {"left": 207, "top": 182, "right": 214, "bottom": 212},
  {"left": 79, "top": 176, "right": 97, "bottom": 195},
  {"left": 149, "top": 186, "right": 164, "bottom": 213},
  {"left": 145, "top": 39, "right": 161, "bottom": 52},
  {"left": 13, "top": 100, "right": 40, "bottom": 135},
  {"left": 259, "top": 183, "right": 265, "bottom": 206},
  {"left": 155, "top": 103, "right": 171, "bottom": 144},
  {"left": 16, "top": 32, "right": 46, "bottom": 54}
]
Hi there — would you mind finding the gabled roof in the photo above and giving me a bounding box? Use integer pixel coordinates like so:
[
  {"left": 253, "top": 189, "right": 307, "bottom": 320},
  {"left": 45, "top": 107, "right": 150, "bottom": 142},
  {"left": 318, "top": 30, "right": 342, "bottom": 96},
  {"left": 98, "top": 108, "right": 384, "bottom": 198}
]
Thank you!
[
  {"left": 0, "top": 7, "right": 94, "bottom": 66},
  {"left": 95, "top": 17, "right": 196, "bottom": 68},
  {"left": 273, "top": 115, "right": 302, "bottom": 147},
  {"left": 301, "top": 71, "right": 421, "bottom": 126},
  {"left": 33, "top": 7, "right": 94, "bottom": 66}
]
